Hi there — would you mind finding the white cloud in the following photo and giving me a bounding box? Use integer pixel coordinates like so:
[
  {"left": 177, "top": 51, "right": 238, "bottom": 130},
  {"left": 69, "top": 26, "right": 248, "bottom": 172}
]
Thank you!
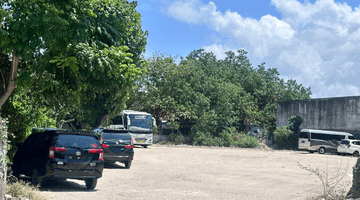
[
  {"left": 201, "top": 44, "right": 237, "bottom": 60},
  {"left": 166, "top": 0, "right": 360, "bottom": 98},
  {"left": 315, "top": 83, "right": 360, "bottom": 98}
]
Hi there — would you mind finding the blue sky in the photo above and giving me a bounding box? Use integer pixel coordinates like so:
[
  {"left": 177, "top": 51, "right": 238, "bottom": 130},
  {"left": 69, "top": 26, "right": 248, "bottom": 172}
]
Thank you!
[{"left": 135, "top": 0, "right": 360, "bottom": 98}]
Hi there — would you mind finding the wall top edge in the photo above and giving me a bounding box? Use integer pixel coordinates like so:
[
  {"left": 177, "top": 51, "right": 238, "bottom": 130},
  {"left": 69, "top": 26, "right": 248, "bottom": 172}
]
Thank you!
[{"left": 278, "top": 95, "right": 360, "bottom": 103}]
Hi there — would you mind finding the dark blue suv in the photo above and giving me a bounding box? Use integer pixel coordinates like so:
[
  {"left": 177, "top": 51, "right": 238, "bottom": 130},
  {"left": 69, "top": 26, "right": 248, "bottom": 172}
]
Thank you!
[
  {"left": 95, "top": 128, "right": 134, "bottom": 168},
  {"left": 12, "top": 129, "right": 104, "bottom": 189}
]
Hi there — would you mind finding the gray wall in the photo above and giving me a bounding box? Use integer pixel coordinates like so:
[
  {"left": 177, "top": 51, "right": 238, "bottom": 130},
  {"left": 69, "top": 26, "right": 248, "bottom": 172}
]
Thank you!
[{"left": 277, "top": 96, "right": 360, "bottom": 138}]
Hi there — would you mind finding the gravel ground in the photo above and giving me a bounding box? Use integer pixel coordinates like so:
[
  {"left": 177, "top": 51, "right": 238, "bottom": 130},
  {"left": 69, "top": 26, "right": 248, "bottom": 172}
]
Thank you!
[{"left": 39, "top": 145, "right": 357, "bottom": 200}]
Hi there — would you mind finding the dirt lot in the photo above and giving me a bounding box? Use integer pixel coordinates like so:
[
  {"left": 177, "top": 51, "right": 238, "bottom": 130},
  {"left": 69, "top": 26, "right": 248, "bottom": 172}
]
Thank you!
[{"left": 40, "top": 145, "right": 358, "bottom": 200}]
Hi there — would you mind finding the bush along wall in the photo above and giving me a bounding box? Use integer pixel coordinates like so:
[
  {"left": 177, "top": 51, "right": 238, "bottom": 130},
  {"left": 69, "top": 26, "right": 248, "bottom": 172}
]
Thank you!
[{"left": 274, "top": 115, "right": 303, "bottom": 149}]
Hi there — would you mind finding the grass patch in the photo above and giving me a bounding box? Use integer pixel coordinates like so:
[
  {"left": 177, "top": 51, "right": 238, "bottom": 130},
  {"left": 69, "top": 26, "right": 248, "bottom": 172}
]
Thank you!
[{"left": 6, "top": 178, "right": 48, "bottom": 200}]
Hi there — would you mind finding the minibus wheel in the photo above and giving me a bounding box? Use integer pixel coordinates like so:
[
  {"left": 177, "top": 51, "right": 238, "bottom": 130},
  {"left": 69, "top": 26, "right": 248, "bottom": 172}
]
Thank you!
[{"left": 319, "top": 147, "right": 325, "bottom": 154}]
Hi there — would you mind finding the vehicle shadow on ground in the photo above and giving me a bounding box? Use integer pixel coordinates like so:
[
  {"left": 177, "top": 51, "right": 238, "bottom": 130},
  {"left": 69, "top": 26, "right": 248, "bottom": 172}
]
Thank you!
[
  {"left": 39, "top": 179, "right": 98, "bottom": 192},
  {"left": 103, "top": 162, "right": 127, "bottom": 169}
]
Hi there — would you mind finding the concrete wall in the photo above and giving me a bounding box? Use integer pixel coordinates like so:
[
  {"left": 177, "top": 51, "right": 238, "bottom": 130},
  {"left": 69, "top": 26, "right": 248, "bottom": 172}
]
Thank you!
[{"left": 277, "top": 96, "right": 360, "bottom": 137}]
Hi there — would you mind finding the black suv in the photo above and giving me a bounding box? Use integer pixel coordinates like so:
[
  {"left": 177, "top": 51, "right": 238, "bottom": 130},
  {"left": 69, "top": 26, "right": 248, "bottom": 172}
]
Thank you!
[
  {"left": 95, "top": 128, "right": 134, "bottom": 168},
  {"left": 12, "top": 128, "right": 104, "bottom": 189}
]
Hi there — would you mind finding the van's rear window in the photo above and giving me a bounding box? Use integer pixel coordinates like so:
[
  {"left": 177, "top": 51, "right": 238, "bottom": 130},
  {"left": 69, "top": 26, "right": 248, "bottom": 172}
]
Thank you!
[{"left": 54, "top": 134, "right": 99, "bottom": 149}]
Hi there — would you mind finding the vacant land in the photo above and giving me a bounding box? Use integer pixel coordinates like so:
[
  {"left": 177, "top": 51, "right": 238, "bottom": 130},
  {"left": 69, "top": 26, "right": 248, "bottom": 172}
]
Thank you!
[{"left": 40, "top": 145, "right": 357, "bottom": 200}]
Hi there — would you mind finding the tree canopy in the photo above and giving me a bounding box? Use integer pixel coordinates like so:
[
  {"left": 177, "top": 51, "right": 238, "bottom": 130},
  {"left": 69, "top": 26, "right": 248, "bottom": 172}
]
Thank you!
[
  {"left": 0, "top": 0, "right": 148, "bottom": 129},
  {"left": 127, "top": 49, "right": 311, "bottom": 145}
]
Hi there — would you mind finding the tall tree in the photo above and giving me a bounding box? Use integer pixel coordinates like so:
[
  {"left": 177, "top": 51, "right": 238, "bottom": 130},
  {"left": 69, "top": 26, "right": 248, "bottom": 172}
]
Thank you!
[
  {"left": 0, "top": 0, "right": 148, "bottom": 128},
  {"left": 127, "top": 49, "right": 311, "bottom": 143}
]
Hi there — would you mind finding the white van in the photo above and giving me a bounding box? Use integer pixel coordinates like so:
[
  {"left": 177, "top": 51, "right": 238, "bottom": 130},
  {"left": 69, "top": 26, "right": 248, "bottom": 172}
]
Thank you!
[{"left": 298, "top": 129, "right": 355, "bottom": 154}]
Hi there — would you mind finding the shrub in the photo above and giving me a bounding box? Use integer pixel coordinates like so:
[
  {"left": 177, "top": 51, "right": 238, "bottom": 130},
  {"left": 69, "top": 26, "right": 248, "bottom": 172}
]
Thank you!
[
  {"left": 274, "top": 126, "right": 293, "bottom": 149},
  {"left": 169, "top": 133, "right": 190, "bottom": 145},
  {"left": 190, "top": 128, "right": 259, "bottom": 148},
  {"left": 233, "top": 133, "right": 259, "bottom": 148},
  {"left": 191, "top": 131, "right": 219, "bottom": 146}
]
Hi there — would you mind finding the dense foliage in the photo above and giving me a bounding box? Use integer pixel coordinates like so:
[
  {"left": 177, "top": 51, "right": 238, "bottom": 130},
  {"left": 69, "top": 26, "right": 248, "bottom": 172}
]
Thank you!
[
  {"left": 0, "top": 0, "right": 147, "bottom": 164},
  {"left": 0, "top": 0, "right": 147, "bottom": 129},
  {"left": 273, "top": 126, "right": 293, "bottom": 149},
  {"left": 274, "top": 115, "right": 303, "bottom": 149},
  {"left": 127, "top": 50, "right": 311, "bottom": 146}
]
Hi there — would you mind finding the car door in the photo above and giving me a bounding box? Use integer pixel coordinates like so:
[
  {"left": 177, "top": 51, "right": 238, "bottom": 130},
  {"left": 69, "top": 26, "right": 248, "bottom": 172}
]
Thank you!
[{"left": 338, "top": 140, "right": 349, "bottom": 154}]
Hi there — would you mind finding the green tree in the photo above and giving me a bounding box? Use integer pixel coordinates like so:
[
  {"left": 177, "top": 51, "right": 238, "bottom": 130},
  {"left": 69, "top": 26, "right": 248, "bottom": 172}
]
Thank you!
[
  {"left": 0, "top": 0, "right": 148, "bottom": 129},
  {"left": 128, "top": 49, "right": 311, "bottom": 147}
]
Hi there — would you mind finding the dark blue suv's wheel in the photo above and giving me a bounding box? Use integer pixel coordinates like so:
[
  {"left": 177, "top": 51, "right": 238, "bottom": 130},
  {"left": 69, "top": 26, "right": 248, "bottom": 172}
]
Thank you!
[
  {"left": 125, "top": 161, "right": 132, "bottom": 169},
  {"left": 31, "top": 168, "right": 43, "bottom": 186},
  {"left": 85, "top": 178, "right": 97, "bottom": 189}
]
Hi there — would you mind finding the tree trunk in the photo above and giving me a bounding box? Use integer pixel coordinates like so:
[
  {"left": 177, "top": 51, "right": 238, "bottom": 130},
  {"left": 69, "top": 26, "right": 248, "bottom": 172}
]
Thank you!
[
  {"left": 0, "top": 117, "right": 7, "bottom": 200},
  {"left": 0, "top": 52, "right": 20, "bottom": 108}
]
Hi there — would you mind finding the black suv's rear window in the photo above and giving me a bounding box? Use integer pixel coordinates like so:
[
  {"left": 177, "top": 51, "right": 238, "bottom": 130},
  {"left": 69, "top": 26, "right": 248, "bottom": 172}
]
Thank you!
[
  {"left": 102, "top": 132, "right": 132, "bottom": 140},
  {"left": 55, "top": 134, "right": 100, "bottom": 149}
]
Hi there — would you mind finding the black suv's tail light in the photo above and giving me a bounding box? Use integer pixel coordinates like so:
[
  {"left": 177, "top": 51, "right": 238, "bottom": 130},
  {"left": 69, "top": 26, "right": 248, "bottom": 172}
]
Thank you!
[
  {"left": 125, "top": 145, "right": 134, "bottom": 149},
  {"left": 99, "top": 138, "right": 109, "bottom": 148},
  {"left": 89, "top": 149, "right": 104, "bottom": 161},
  {"left": 49, "top": 146, "right": 67, "bottom": 159}
]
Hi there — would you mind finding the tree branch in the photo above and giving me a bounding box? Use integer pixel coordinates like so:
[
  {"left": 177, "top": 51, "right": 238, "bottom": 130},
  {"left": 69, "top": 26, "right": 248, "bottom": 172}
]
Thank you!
[{"left": 0, "top": 52, "right": 20, "bottom": 108}]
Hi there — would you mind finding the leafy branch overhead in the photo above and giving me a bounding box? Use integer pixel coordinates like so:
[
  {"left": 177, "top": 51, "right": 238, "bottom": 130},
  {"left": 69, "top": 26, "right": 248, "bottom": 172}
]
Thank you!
[{"left": 0, "top": 0, "right": 148, "bottom": 129}]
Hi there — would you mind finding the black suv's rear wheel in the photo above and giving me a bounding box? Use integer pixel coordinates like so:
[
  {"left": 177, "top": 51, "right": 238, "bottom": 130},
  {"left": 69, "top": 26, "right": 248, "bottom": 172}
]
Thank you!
[
  {"left": 31, "top": 168, "right": 43, "bottom": 186},
  {"left": 125, "top": 161, "right": 132, "bottom": 169},
  {"left": 85, "top": 178, "right": 97, "bottom": 189}
]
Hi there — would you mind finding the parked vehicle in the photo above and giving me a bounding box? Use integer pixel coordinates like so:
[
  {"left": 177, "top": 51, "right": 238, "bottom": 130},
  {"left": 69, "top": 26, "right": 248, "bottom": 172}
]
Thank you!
[
  {"left": 111, "top": 110, "right": 154, "bottom": 148},
  {"left": 12, "top": 128, "right": 104, "bottom": 189},
  {"left": 298, "top": 129, "right": 355, "bottom": 154},
  {"left": 95, "top": 128, "right": 134, "bottom": 168},
  {"left": 337, "top": 139, "right": 360, "bottom": 157}
]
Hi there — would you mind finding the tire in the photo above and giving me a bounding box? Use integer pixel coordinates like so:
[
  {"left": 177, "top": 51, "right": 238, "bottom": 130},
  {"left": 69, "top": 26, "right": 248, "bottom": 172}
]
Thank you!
[
  {"left": 125, "top": 161, "right": 132, "bottom": 169},
  {"left": 31, "top": 168, "right": 43, "bottom": 186},
  {"left": 353, "top": 151, "right": 359, "bottom": 157},
  {"left": 85, "top": 178, "right": 97, "bottom": 189},
  {"left": 309, "top": 151, "right": 315, "bottom": 154},
  {"left": 319, "top": 147, "right": 325, "bottom": 154},
  {"left": 12, "top": 164, "right": 20, "bottom": 179},
  {"left": 143, "top": 145, "right": 148, "bottom": 148}
]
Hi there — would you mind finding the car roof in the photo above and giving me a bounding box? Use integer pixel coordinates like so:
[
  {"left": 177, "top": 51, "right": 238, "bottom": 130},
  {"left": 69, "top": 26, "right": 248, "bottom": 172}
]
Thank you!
[
  {"left": 342, "top": 139, "right": 360, "bottom": 142},
  {"left": 32, "top": 128, "right": 98, "bottom": 138},
  {"left": 301, "top": 129, "right": 352, "bottom": 135},
  {"left": 121, "top": 110, "right": 151, "bottom": 116},
  {"left": 95, "top": 128, "right": 129, "bottom": 134}
]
